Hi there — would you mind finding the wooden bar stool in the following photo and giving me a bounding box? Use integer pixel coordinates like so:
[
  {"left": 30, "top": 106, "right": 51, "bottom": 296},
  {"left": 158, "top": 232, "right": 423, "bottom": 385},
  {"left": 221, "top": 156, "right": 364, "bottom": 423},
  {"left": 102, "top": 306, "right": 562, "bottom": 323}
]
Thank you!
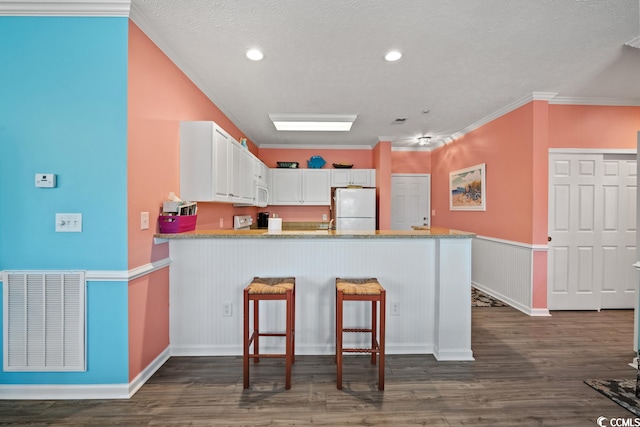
[
  {"left": 335, "top": 278, "right": 386, "bottom": 390},
  {"left": 243, "top": 277, "right": 295, "bottom": 390}
]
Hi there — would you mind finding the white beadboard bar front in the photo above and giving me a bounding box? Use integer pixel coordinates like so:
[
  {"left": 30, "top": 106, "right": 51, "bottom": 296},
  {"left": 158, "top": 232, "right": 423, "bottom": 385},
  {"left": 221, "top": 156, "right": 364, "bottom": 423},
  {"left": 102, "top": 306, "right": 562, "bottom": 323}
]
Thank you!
[{"left": 163, "top": 230, "right": 474, "bottom": 361}]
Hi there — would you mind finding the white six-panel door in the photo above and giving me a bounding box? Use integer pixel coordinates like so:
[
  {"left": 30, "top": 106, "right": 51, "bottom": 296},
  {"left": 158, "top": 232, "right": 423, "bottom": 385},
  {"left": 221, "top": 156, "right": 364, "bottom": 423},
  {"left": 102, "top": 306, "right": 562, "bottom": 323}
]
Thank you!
[
  {"left": 548, "top": 152, "right": 636, "bottom": 310},
  {"left": 391, "top": 174, "right": 430, "bottom": 230}
]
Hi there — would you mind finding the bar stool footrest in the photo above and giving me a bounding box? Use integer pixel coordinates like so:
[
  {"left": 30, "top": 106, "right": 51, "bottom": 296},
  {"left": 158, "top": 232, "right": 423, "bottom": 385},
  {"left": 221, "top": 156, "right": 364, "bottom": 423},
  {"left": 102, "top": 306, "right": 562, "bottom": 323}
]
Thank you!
[
  {"left": 247, "top": 354, "right": 287, "bottom": 359},
  {"left": 343, "top": 348, "right": 380, "bottom": 353}
]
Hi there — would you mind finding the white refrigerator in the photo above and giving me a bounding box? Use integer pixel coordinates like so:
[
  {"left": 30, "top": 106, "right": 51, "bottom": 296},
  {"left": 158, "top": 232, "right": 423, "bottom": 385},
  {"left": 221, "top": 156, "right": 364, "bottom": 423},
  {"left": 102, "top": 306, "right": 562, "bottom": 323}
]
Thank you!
[{"left": 334, "top": 188, "right": 377, "bottom": 230}]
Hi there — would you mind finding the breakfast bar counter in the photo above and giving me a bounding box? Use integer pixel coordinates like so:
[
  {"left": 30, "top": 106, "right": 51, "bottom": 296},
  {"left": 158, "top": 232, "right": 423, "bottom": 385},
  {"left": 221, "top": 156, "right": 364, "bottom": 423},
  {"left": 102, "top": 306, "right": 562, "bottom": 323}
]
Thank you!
[
  {"left": 158, "top": 227, "right": 475, "bottom": 361},
  {"left": 155, "top": 227, "right": 474, "bottom": 239}
]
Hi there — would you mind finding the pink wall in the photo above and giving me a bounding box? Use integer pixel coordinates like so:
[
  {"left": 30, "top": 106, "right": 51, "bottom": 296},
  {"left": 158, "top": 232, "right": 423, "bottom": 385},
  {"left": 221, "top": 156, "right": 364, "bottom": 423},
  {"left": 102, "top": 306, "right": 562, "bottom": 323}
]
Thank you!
[
  {"left": 549, "top": 104, "right": 640, "bottom": 149},
  {"left": 127, "top": 21, "right": 260, "bottom": 261},
  {"left": 126, "top": 21, "right": 261, "bottom": 380},
  {"left": 430, "top": 101, "right": 640, "bottom": 310},
  {"left": 127, "top": 270, "right": 169, "bottom": 381},
  {"left": 256, "top": 147, "right": 373, "bottom": 222},
  {"left": 391, "top": 151, "right": 431, "bottom": 174},
  {"left": 374, "top": 141, "right": 392, "bottom": 229},
  {"left": 265, "top": 205, "right": 329, "bottom": 222},
  {"left": 258, "top": 148, "right": 373, "bottom": 168},
  {"left": 431, "top": 103, "right": 536, "bottom": 243}
]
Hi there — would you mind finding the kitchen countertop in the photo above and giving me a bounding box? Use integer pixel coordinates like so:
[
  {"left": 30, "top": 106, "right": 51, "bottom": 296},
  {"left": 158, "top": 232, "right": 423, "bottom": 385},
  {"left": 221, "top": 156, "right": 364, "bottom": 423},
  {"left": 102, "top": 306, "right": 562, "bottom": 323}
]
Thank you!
[{"left": 155, "top": 227, "right": 475, "bottom": 239}]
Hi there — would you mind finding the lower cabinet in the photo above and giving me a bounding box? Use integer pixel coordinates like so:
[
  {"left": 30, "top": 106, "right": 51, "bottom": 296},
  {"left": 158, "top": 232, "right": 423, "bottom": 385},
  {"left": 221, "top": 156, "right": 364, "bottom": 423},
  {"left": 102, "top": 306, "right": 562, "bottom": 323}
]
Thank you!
[{"left": 270, "top": 169, "right": 331, "bottom": 205}]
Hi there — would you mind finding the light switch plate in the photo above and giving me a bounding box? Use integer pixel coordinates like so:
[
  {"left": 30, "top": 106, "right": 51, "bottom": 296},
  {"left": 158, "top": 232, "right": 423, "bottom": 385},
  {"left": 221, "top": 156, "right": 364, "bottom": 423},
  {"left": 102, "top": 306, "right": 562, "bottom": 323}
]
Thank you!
[
  {"left": 141, "top": 212, "right": 149, "bottom": 230},
  {"left": 56, "top": 213, "right": 82, "bottom": 232}
]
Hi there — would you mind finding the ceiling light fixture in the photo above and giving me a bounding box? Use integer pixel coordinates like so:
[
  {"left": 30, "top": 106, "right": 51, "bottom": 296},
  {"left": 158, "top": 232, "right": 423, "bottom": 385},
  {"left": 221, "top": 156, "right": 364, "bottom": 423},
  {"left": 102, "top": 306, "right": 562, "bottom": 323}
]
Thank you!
[
  {"left": 384, "top": 50, "right": 402, "bottom": 62},
  {"left": 418, "top": 136, "right": 431, "bottom": 146},
  {"left": 268, "top": 114, "right": 357, "bottom": 131},
  {"left": 246, "top": 48, "right": 264, "bottom": 61}
]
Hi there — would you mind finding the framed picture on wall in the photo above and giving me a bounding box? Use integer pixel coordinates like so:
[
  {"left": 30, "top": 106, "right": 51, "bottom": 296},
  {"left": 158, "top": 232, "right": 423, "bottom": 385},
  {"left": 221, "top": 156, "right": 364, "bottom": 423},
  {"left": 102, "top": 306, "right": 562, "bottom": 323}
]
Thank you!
[{"left": 449, "top": 163, "right": 486, "bottom": 211}]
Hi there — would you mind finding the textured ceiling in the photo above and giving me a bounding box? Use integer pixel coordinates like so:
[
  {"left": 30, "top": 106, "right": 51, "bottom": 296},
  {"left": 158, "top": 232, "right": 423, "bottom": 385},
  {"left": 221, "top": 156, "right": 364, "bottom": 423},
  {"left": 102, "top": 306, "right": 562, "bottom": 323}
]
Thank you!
[{"left": 130, "top": 0, "right": 640, "bottom": 149}]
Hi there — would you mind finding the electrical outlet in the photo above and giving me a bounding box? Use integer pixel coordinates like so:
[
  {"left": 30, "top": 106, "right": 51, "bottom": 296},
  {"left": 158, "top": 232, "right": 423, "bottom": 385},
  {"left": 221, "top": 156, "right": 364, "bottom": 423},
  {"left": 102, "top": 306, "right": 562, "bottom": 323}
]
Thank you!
[
  {"left": 390, "top": 301, "right": 400, "bottom": 316},
  {"left": 432, "top": 209, "right": 436, "bottom": 216},
  {"left": 222, "top": 302, "right": 232, "bottom": 317},
  {"left": 322, "top": 213, "right": 327, "bottom": 221},
  {"left": 219, "top": 218, "right": 224, "bottom": 228}
]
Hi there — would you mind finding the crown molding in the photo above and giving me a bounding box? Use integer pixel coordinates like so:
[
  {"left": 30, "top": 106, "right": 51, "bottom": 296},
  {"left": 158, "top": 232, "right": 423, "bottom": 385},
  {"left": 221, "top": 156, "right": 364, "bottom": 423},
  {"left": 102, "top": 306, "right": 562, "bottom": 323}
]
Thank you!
[
  {"left": 129, "top": 1, "right": 255, "bottom": 145},
  {"left": 444, "top": 92, "right": 640, "bottom": 145},
  {"left": 0, "top": 0, "right": 130, "bottom": 16},
  {"left": 447, "top": 92, "right": 558, "bottom": 142},
  {"left": 391, "top": 146, "right": 436, "bottom": 152},
  {"left": 550, "top": 96, "right": 640, "bottom": 106},
  {"left": 625, "top": 35, "right": 640, "bottom": 49},
  {"left": 258, "top": 144, "right": 375, "bottom": 150}
]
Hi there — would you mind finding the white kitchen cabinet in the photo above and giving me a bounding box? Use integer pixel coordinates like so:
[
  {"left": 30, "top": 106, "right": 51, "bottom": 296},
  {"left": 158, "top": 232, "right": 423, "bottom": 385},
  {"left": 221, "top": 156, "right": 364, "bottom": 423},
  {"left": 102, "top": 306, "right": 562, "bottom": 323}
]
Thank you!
[
  {"left": 180, "top": 121, "right": 255, "bottom": 204},
  {"left": 331, "top": 169, "right": 376, "bottom": 187},
  {"left": 253, "top": 157, "right": 268, "bottom": 184},
  {"left": 238, "top": 149, "right": 254, "bottom": 204},
  {"left": 270, "top": 169, "right": 331, "bottom": 205}
]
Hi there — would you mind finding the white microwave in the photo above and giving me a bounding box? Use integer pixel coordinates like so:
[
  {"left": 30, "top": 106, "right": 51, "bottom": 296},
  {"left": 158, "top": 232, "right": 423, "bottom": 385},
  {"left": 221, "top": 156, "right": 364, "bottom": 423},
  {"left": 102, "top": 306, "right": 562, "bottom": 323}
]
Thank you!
[{"left": 255, "top": 183, "right": 269, "bottom": 207}]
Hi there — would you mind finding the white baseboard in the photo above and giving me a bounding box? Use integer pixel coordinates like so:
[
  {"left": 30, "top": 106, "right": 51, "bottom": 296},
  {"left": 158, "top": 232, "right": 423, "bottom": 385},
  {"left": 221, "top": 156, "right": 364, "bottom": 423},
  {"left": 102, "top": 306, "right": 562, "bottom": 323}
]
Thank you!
[
  {"left": 128, "top": 346, "right": 171, "bottom": 397},
  {"left": 529, "top": 308, "right": 552, "bottom": 317},
  {"left": 433, "top": 347, "right": 475, "bottom": 361},
  {"left": 170, "top": 343, "right": 435, "bottom": 357},
  {"left": 0, "top": 346, "right": 170, "bottom": 400},
  {"left": 0, "top": 383, "right": 131, "bottom": 400}
]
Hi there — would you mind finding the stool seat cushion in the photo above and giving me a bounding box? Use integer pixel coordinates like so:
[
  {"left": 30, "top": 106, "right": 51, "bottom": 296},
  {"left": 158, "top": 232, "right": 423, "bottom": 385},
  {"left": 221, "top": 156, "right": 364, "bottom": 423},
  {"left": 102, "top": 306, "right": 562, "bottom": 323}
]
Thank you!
[
  {"left": 248, "top": 277, "right": 295, "bottom": 294},
  {"left": 336, "top": 278, "right": 383, "bottom": 295}
]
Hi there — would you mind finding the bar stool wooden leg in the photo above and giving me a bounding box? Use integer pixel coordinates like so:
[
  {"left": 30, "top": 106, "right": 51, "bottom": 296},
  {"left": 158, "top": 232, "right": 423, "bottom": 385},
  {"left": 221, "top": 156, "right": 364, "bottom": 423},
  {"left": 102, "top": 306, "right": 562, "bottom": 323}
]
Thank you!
[
  {"left": 253, "top": 298, "right": 259, "bottom": 364},
  {"left": 336, "top": 288, "right": 344, "bottom": 390},
  {"left": 379, "top": 289, "right": 386, "bottom": 391},
  {"left": 371, "top": 299, "right": 377, "bottom": 365},
  {"left": 285, "top": 288, "right": 293, "bottom": 390},
  {"left": 292, "top": 285, "right": 296, "bottom": 365},
  {"left": 243, "top": 287, "right": 250, "bottom": 389}
]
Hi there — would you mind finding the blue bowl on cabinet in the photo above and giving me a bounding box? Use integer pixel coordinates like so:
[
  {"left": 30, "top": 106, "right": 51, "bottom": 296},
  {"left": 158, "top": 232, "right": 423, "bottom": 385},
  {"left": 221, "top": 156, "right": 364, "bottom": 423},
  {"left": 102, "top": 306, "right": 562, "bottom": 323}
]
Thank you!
[{"left": 307, "top": 156, "right": 326, "bottom": 168}]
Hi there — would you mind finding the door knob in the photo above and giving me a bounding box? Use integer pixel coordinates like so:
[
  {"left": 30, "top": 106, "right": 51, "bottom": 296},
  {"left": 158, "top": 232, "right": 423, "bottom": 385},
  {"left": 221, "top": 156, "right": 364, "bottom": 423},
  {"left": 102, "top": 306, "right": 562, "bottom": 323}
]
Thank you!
[{"left": 547, "top": 236, "right": 552, "bottom": 242}]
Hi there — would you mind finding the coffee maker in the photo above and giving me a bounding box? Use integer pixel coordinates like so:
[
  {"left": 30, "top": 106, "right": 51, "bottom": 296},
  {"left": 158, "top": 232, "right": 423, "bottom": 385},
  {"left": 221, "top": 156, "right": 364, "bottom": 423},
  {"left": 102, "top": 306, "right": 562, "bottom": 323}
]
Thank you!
[{"left": 257, "top": 212, "right": 270, "bottom": 228}]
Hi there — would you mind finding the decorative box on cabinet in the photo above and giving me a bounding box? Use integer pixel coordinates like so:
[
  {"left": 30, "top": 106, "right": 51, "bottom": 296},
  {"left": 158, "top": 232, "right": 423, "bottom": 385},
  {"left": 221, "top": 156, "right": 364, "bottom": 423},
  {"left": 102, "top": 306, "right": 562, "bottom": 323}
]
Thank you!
[{"left": 331, "top": 169, "right": 376, "bottom": 187}]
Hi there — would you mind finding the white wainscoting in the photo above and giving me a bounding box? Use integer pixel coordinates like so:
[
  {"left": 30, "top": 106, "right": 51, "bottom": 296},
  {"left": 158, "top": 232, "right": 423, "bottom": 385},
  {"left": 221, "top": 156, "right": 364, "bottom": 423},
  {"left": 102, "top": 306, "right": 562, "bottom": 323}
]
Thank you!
[
  {"left": 168, "top": 237, "right": 474, "bottom": 360},
  {"left": 472, "top": 236, "right": 549, "bottom": 316}
]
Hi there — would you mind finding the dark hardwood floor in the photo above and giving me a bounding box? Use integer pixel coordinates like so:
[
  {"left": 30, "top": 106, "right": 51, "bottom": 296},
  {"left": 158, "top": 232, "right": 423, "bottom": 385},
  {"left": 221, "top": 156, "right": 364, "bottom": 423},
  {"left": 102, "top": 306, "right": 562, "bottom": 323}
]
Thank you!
[{"left": 1, "top": 307, "right": 637, "bottom": 426}]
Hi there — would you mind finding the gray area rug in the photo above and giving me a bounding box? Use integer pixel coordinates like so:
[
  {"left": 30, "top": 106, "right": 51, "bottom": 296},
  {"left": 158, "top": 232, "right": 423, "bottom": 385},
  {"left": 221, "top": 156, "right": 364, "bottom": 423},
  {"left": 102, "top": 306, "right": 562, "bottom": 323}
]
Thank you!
[
  {"left": 585, "top": 379, "right": 640, "bottom": 417},
  {"left": 471, "top": 287, "right": 509, "bottom": 307}
]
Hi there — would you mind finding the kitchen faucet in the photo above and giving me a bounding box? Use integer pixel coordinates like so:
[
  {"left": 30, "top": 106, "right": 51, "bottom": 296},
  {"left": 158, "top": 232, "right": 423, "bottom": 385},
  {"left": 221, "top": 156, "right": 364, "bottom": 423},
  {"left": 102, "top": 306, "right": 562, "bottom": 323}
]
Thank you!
[{"left": 329, "top": 219, "right": 334, "bottom": 230}]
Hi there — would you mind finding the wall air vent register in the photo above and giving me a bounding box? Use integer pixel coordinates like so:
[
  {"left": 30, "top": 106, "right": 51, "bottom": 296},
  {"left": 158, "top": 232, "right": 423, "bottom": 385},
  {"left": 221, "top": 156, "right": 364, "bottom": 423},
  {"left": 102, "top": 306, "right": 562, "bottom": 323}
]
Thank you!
[{"left": 3, "top": 271, "right": 86, "bottom": 372}]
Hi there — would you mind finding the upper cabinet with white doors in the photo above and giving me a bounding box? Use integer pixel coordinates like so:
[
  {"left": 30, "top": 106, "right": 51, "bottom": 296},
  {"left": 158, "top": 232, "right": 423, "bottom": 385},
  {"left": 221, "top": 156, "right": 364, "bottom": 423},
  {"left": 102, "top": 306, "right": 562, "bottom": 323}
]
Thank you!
[
  {"left": 270, "top": 169, "right": 331, "bottom": 205},
  {"left": 253, "top": 157, "right": 269, "bottom": 184},
  {"left": 331, "top": 169, "right": 376, "bottom": 187},
  {"left": 180, "top": 121, "right": 264, "bottom": 205}
]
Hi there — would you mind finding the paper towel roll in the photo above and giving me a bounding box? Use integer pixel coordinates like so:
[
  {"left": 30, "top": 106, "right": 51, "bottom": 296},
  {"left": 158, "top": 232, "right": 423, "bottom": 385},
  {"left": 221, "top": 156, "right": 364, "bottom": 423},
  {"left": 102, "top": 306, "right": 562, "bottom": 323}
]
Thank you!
[{"left": 268, "top": 217, "right": 282, "bottom": 232}]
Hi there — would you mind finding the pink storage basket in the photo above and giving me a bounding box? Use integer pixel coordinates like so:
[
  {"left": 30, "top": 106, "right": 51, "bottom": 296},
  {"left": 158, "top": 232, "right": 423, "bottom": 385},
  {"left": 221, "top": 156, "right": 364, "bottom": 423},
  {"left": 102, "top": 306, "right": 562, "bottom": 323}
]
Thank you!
[{"left": 158, "top": 215, "right": 197, "bottom": 233}]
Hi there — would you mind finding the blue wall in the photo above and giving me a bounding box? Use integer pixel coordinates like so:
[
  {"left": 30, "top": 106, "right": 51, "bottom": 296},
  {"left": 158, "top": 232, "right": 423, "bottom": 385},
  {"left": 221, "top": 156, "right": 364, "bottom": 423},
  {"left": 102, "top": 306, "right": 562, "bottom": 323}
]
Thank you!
[{"left": 0, "top": 17, "right": 130, "bottom": 384}]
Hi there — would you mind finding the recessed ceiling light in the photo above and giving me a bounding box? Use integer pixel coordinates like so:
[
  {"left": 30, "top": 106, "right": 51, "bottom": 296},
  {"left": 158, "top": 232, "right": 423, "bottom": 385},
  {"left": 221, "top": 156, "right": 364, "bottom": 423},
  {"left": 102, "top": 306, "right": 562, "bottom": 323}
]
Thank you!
[
  {"left": 268, "top": 114, "right": 357, "bottom": 131},
  {"left": 384, "top": 51, "right": 402, "bottom": 62},
  {"left": 418, "top": 136, "right": 432, "bottom": 146},
  {"left": 246, "top": 49, "right": 264, "bottom": 61}
]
